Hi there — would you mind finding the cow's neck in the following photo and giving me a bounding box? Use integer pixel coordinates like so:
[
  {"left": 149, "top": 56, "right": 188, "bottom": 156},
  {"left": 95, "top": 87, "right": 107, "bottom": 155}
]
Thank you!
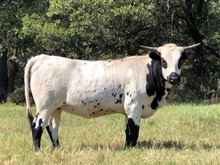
[{"left": 146, "top": 59, "right": 165, "bottom": 101}]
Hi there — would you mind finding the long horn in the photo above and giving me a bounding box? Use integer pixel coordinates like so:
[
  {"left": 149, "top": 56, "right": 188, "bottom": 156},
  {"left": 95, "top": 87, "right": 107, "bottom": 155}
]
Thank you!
[
  {"left": 182, "top": 43, "right": 201, "bottom": 50},
  {"left": 140, "top": 45, "right": 158, "bottom": 51}
]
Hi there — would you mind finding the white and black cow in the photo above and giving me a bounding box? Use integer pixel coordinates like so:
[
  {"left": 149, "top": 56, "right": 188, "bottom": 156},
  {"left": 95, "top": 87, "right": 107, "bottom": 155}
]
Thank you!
[{"left": 24, "top": 43, "right": 200, "bottom": 151}]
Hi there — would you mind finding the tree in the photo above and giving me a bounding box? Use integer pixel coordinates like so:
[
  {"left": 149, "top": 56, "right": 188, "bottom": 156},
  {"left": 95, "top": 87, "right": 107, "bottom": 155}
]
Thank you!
[
  {"left": 149, "top": 0, "right": 220, "bottom": 102},
  {"left": 20, "top": 0, "right": 156, "bottom": 59},
  {"left": 0, "top": 0, "right": 22, "bottom": 102},
  {"left": 0, "top": 0, "right": 220, "bottom": 103},
  {"left": 0, "top": 50, "right": 8, "bottom": 102},
  {"left": 0, "top": 0, "right": 49, "bottom": 102}
]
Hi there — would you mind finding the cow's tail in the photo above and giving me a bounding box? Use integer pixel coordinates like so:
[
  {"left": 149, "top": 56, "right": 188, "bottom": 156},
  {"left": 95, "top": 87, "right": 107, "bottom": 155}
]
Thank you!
[{"left": 24, "top": 56, "right": 38, "bottom": 127}]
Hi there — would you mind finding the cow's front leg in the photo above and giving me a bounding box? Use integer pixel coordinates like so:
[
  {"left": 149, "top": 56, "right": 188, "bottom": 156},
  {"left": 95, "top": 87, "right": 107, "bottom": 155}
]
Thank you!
[
  {"left": 46, "top": 109, "right": 62, "bottom": 148},
  {"left": 125, "top": 116, "right": 140, "bottom": 148},
  {"left": 124, "top": 98, "right": 142, "bottom": 148}
]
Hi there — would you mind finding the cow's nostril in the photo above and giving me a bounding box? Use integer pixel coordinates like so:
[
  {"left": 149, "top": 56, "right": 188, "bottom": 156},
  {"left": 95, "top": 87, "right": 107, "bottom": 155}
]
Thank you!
[{"left": 167, "top": 72, "right": 180, "bottom": 85}]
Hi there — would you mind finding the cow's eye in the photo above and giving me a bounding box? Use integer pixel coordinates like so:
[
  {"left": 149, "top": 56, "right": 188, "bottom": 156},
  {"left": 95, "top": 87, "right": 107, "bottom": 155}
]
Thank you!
[
  {"left": 161, "top": 58, "right": 167, "bottom": 69},
  {"left": 178, "top": 53, "right": 187, "bottom": 69},
  {"left": 178, "top": 60, "right": 183, "bottom": 69}
]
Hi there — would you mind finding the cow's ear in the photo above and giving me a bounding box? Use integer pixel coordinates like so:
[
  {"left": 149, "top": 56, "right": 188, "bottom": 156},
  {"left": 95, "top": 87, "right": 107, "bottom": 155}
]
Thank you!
[
  {"left": 149, "top": 52, "right": 161, "bottom": 61},
  {"left": 181, "top": 52, "right": 187, "bottom": 60},
  {"left": 182, "top": 50, "right": 194, "bottom": 60}
]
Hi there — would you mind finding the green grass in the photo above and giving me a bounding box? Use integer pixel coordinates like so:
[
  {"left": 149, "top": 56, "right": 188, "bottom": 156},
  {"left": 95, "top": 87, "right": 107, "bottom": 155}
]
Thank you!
[{"left": 0, "top": 103, "right": 220, "bottom": 164}]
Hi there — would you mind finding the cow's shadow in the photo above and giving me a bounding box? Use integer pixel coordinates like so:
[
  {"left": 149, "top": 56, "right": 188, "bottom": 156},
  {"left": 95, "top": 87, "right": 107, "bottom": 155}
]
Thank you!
[
  {"left": 78, "top": 140, "right": 220, "bottom": 151},
  {"left": 138, "top": 140, "right": 214, "bottom": 150}
]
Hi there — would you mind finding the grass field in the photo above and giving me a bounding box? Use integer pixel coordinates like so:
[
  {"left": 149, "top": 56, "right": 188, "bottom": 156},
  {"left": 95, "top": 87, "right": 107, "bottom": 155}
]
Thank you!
[{"left": 0, "top": 103, "right": 220, "bottom": 164}]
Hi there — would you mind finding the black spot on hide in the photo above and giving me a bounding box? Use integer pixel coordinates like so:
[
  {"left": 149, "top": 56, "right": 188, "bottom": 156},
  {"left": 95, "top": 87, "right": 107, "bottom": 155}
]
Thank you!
[
  {"left": 142, "top": 105, "right": 145, "bottom": 109},
  {"left": 146, "top": 58, "right": 166, "bottom": 110},
  {"left": 115, "top": 94, "right": 124, "bottom": 104},
  {"left": 112, "top": 93, "right": 116, "bottom": 97},
  {"left": 161, "top": 57, "right": 168, "bottom": 69},
  {"left": 151, "top": 97, "right": 158, "bottom": 109},
  {"left": 115, "top": 99, "right": 122, "bottom": 104},
  {"left": 126, "top": 92, "right": 132, "bottom": 97},
  {"left": 146, "top": 60, "right": 165, "bottom": 96},
  {"left": 36, "top": 112, "right": 39, "bottom": 118}
]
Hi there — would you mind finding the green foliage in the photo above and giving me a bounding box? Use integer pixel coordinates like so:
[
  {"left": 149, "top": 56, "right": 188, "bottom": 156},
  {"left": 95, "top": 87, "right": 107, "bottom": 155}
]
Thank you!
[
  {"left": 20, "top": 0, "right": 155, "bottom": 59},
  {"left": 7, "top": 85, "right": 35, "bottom": 105},
  {"left": 0, "top": 0, "right": 220, "bottom": 102},
  {"left": 7, "top": 87, "right": 25, "bottom": 105},
  {"left": 0, "top": 0, "right": 49, "bottom": 51},
  {"left": 209, "top": 1, "right": 220, "bottom": 14}
]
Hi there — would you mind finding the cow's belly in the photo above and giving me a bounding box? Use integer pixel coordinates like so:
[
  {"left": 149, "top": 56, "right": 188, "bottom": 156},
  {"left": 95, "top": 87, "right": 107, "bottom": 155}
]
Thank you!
[
  {"left": 60, "top": 102, "right": 125, "bottom": 118},
  {"left": 62, "top": 84, "right": 127, "bottom": 118}
]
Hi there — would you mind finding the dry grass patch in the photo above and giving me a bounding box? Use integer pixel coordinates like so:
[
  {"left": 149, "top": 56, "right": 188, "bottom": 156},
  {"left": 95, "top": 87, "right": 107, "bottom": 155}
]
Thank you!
[{"left": 0, "top": 103, "right": 220, "bottom": 164}]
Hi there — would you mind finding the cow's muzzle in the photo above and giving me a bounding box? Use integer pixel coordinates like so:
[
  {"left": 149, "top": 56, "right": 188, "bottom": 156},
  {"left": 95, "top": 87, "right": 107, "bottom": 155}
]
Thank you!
[{"left": 167, "top": 72, "right": 180, "bottom": 85}]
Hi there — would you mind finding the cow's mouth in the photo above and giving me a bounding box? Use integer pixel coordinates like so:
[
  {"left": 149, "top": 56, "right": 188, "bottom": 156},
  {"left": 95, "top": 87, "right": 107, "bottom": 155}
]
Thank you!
[{"left": 167, "top": 72, "right": 180, "bottom": 85}]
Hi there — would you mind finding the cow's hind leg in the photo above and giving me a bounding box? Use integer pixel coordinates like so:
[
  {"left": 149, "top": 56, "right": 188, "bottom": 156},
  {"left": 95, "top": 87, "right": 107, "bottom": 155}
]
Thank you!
[
  {"left": 125, "top": 116, "right": 140, "bottom": 148},
  {"left": 46, "top": 109, "right": 62, "bottom": 148},
  {"left": 31, "top": 109, "right": 51, "bottom": 151}
]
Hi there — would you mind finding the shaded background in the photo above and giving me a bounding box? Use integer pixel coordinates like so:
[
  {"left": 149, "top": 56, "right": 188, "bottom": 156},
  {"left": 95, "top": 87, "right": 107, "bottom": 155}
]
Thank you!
[{"left": 0, "top": 0, "right": 219, "bottom": 104}]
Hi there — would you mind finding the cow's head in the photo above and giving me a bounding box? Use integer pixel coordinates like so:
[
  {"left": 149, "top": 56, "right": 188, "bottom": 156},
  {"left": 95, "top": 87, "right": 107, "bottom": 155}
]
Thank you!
[{"left": 141, "top": 43, "right": 200, "bottom": 85}]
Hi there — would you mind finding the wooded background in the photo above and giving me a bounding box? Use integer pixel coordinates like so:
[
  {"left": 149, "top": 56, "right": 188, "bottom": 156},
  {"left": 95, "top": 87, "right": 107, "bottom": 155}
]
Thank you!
[{"left": 0, "top": 0, "right": 219, "bottom": 104}]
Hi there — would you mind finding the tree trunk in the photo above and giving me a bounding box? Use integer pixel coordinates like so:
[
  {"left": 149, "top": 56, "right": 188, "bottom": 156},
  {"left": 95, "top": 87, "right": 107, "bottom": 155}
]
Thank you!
[
  {"left": 8, "top": 55, "right": 19, "bottom": 94},
  {"left": 0, "top": 50, "right": 8, "bottom": 103},
  {"left": 184, "top": 0, "right": 204, "bottom": 77}
]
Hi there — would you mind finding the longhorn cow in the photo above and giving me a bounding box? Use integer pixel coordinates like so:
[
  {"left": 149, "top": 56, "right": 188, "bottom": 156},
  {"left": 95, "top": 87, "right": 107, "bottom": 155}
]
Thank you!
[{"left": 24, "top": 43, "right": 200, "bottom": 151}]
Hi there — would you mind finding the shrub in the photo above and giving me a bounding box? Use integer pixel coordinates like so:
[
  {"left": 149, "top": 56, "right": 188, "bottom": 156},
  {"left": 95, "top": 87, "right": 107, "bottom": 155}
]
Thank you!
[{"left": 7, "top": 86, "right": 34, "bottom": 105}]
